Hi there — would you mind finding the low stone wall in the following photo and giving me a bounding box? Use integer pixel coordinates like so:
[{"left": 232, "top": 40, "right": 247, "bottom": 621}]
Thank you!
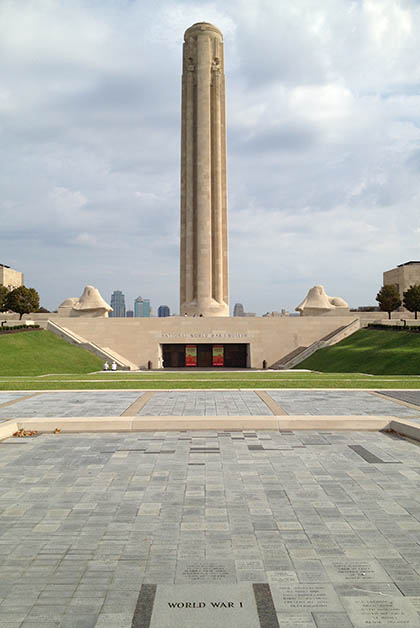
[
  {"left": 1, "top": 318, "right": 49, "bottom": 329},
  {"left": 2, "top": 313, "right": 59, "bottom": 322}
]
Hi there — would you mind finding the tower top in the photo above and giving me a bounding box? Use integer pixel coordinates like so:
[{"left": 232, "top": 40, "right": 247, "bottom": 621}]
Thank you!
[{"left": 184, "top": 22, "right": 223, "bottom": 40}]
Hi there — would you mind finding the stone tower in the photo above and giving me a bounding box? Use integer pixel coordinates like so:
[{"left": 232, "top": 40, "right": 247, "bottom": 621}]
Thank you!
[{"left": 180, "top": 22, "right": 229, "bottom": 317}]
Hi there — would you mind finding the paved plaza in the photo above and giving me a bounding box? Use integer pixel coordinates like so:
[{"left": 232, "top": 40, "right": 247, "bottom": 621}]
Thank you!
[
  {"left": 1, "top": 390, "right": 420, "bottom": 627},
  {"left": 267, "top": 390, "right": 420, "bottom": 419},
  {"left": 0, "top": 392, "right": 143, "bottom": 421},
  {"left": 137, "top": 391, "right": 271, "bottom": 416},
  {"left": 1, "top": 429, "right": 420, "bottom": 627},
  {"left": 1, "top": 390, "right": 420, "bottom": 421}
]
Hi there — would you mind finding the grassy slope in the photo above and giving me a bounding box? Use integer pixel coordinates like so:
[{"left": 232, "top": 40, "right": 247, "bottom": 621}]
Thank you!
[
  {"left": 0, "top": 330, "right": 103, "bottom": 375},
  {"left": 296, "top": 329, "right": 420, "bottom": 375},
  {"left": 0, "top": 328, "right": 419, "bottom": 388}
]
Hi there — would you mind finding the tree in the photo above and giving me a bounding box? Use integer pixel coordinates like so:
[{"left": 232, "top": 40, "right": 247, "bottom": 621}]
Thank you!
[
  {"left": 376, "top": 284, "right": 401, "bottom": 320},
  {"left": 403, "top": 284, "right": 420, "bottom": 320},
  {"left": 0, "top": 285, "right": 8, "bottom": 312},
  {"left": 5, "top": 286, "right": 40, "bottom": 320}
]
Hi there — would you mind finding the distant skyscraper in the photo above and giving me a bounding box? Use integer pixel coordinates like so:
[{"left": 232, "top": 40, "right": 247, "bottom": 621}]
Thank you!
[
  {"left": 110, "top": 290, "right": 126, "bottom": 317},
  {"left": 233, "top": 303, "right": 244, "bottom": 317},
  {"left": 134, "top": 296, "right": 151, "bottom": 317},
  {"left": 126, "top": 310, "right": 134, "bottom": 318},
  {"left": 158, "top": 305, "right": 170, "bottom": 317}
]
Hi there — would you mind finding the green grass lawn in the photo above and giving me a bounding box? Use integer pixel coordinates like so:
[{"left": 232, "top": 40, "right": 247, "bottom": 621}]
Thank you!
[
  {"left": 0, "top": 330, "right": 103, "bottom": 376},
  {"left": 0, "top": 370, "right": 419, "bottom": 390},
  {"left": 0, "top": 327, "right": 419, "bottom": 390},
  {"left": 296, "top": 328, "right": 420, "bottom": 375}
]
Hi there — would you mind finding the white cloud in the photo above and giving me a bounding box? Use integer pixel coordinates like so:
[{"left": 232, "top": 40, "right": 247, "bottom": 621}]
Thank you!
[{"left": 1, "top": 0, "right": 420, "bottom": 313}]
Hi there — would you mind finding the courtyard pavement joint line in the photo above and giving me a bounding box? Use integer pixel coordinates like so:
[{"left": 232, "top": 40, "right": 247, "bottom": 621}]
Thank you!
[
  {"left": 121, "top": 391, "right": 155, "bottom": 416},
  {"left": 370, "top": 390, "right": 420, "bottom": 412},
  {"left": 255, "top": 391, "right": 289, "bottom": 416},
  {"left": 0, "top": 391, "right": 44, "bottom": 409}
]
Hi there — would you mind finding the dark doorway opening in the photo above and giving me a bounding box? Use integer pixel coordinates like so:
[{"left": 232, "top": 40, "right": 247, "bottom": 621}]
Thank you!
[
  {"left": 224, "top": 344, "right": 248, "bottom": 368},
  {"left": 162, "top": 344, "right": 185, "bottom": 368},
  {"left": 161, "top": 344, "right": 248, "bottom": 368}
]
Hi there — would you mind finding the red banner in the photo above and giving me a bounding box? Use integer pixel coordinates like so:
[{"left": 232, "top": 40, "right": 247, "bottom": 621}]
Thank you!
[
  {"left": 185, "top": 345, "right": 197, "bottom": 367},
  {"left": 212, "top": 345, "right": 224, "bottom": 367}
]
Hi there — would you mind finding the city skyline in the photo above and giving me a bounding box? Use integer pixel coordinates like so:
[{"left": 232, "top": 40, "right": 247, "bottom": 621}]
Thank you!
[
  {"left": 2, "top": 1, "right": 420, "bottom": 315},
  {"left": 108, "top": 290, "right": 173, "bottom": 317}
]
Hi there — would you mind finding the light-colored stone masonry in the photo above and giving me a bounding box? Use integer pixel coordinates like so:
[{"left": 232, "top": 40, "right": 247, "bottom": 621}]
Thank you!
[
  {"left": 180, "top": 23, "right": 229, "bottom": 317},
  {"left": 0, "top": 265, "right": 23, "bottom": 291},
  {"left": 57, "top": 315, "right": 358, "bottom": 369},
  {"left": 384, "top": 262, "right": 420, "bottom": 312}
]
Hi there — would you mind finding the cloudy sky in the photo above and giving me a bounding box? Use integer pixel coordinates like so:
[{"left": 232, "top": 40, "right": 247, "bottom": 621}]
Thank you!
[{"left": 2, "top": 0, "right": 420, "bottom": 315}]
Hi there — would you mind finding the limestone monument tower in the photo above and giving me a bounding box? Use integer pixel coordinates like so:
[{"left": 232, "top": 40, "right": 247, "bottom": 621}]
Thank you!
[{"left": 180, "top": 22, "right": 229, "bottom": 317}]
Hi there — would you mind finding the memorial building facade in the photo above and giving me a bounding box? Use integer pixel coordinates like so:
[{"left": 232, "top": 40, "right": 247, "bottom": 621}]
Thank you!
[{"left": 35, "top": 23, "right": 368, "bottom": 368}]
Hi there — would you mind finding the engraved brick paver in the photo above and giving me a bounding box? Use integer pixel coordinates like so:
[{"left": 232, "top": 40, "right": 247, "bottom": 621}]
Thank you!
[{"left": 1, "top": 430, "right": 420, "bottom": 626}]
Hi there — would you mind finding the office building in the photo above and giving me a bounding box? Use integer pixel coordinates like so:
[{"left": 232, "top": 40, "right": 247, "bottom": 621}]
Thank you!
[
  {"left": 110, "top": 290, "right": 126, "bottom": 318},
  {"left": 384, "top": 261, "right": 420, "bottom": 312},
  {"left": 0, "top": 264, "right": 23, "bottom": 291},
  {"left": 158, "top": 305, "right": 170, "bottom": 317},
  {"left": 134, "top": 296, "right": 151, "bottom": 318},
  {"left": 233, "top": 303, "right": 244, "bottom": 317}
]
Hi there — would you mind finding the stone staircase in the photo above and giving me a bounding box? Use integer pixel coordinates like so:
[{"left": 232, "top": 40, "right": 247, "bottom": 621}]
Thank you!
[
  {"left": 270, "top": 318, "right": 360, "bottom": 370},
  {"left": 47, "top": 320, "right": 138, "bottom": 370},
  {"left": 270, "top": 346, "right": 308, "bottom": 369}
]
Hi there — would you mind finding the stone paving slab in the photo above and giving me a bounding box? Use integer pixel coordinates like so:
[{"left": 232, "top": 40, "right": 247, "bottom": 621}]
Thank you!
[
  {"left": 0, "top": 392, "right": 30, "bottom": 407},
  {"left": 266, "top": 390, "right": 420, "bottom": 418},
  {"left": 138, "top": 391, "right": 272, "bottom": 416},
  {"left": 0, "top": 429, "right": 420, "bottom": 626},
  {"left": 0, "top": 392, "right": 142, "bottom": 419},
  {"left": 377, "top": 391, "right": 420, "bottom": 408},
  {"left": 2, "top": 391, "right": 420, "bottom": 422}
]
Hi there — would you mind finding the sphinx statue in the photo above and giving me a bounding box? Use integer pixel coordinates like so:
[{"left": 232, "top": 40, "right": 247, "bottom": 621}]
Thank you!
[
  {"left": 58, "top": 285, "right": 112, "bottom": 318},
  {"left": 296, "top": 285, "right": 349, "bottom": 316}
]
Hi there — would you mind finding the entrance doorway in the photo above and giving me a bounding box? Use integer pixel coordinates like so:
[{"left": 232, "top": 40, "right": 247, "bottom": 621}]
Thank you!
[{"left": 161, "top": 344, "right": 248, "bottom": 368}]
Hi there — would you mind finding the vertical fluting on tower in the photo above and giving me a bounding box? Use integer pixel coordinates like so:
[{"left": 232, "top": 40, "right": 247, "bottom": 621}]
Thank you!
[{"left": 180, "top": 22, "right": 229, "bottom": 316}]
